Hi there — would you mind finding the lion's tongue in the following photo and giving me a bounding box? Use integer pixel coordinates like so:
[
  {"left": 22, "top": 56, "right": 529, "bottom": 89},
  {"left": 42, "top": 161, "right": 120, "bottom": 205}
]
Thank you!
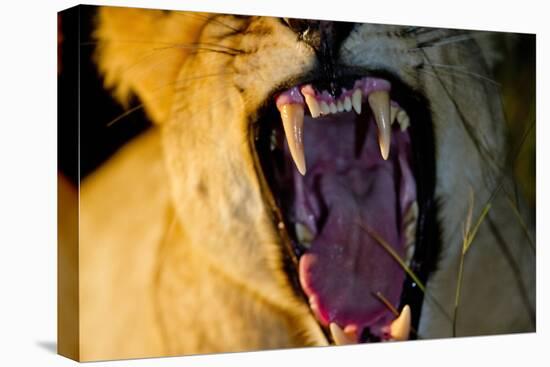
[{"left": 295, "top": 113, "right": 408, "bottom": 339}]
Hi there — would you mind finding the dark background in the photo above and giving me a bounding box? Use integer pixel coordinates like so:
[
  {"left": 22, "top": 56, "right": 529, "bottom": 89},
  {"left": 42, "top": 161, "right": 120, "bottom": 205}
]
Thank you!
[{"left": 58, "top": 5, "right": 151, "bottom": 185}]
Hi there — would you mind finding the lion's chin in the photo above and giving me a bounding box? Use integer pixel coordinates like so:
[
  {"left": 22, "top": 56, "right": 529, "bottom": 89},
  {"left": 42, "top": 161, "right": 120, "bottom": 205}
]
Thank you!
[{"left": 255, "top": 71, "right": 438, "bottom": 344}]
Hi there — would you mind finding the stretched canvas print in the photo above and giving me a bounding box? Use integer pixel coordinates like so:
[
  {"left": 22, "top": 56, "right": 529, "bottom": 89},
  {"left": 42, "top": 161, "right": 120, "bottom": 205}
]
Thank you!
[{"left": 57, "top": 4, "right": 536, "bottom": 362}]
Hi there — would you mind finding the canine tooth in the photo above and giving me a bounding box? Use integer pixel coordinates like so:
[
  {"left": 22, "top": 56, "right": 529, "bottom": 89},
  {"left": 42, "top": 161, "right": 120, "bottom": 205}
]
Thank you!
[
  {"left": 397, "top": 109, "right": 410, "bottom": 131},
  {"left": 390, "top": 305, "right": 411, "bottom": 341},
  {"left": 320, "top": 101, "right": 330, "bottom": 115},
  {"left": 295, "top": 222, "right": 314, "bottom": 245},
  {"left": 352, "top": 89, "right": 362, "bottom": 114},
  {"left": 337, "top": 100, "right": 344, "bottom": 112},
  {"left": 368, "top": 91, "right": 392, "bottom": 160},
  {"left": 344, "top": 96, "right": 352, "bottom": 112},
  {"left": 390, "top": 105, "right": 398, "bottom": 125},
  {"left": 278, "top": 104, "right": 306, "bottom": 175},
  {"left": 330, "top": 323, "right": 355, "bottom": 345},
  {"left": 304, "top": 94, "right": 321, "bottom": 118},
  {"left": 329, "top": 102, "right": 337, "bottom": 114}
]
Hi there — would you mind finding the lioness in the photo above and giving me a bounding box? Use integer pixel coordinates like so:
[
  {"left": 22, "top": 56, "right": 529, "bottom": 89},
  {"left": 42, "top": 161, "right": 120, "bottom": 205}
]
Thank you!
[{"left": 62, "top": 6, "right": 535, "bottom": 361}]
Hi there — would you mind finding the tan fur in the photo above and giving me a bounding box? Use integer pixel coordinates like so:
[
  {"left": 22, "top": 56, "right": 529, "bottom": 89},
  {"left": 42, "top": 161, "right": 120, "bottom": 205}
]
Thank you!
[{"left": 76, "top": 7, "right": 535, "bottom": 361}]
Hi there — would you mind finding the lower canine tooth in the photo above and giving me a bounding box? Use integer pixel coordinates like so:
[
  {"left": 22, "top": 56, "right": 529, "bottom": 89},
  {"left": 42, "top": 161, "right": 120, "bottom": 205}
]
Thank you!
[
  {"left": 330, "top": 323, "right": 355, "bottom": 345},
  {"left": 278, "top": 103, "right": 306, "bottom": 175},
  {"left": 352, "top": 89, "right": 362, "bottom": 114},
  {"left": 390, "top": 305, "right": 411, "bottom": 341},
  {"left": 304, "top": 94, "right": 321, "bottom": 118},
  {"left": 368, "top": 90, "right": 392, "bottom": 160}
]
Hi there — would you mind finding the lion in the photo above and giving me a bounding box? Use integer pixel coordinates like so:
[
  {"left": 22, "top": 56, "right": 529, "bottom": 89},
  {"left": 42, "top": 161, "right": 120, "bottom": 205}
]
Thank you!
[{"left": 58, "top": 6, "right": 535, "bottom": 361}]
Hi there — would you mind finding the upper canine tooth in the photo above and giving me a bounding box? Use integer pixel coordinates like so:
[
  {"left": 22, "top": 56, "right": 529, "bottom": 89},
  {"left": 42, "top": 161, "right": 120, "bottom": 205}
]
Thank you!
[
  {"left": 304, "top": 94, "right": 321, "bottom": 118},
  {"left": 397, "top": 109, "right": 410, "bottom": 131},
  {"left": 278, "top": 103, "right": 306, "bottom": 175},
  {"left": 329, "top": 323, "right": 355, "bottom": 345},
  {"left": 320, "top": 101, "right": 330, "bottom": 115},
  {"left": 352, "top": 89, "right": 362, "bottom": 114},
  {"left": 390, "top": 305, "right": 411, "bottom": 341},
  {"left": 368, "top": 90, "right": 392, "bottom": 160},
  {"left": 344, "top": 96, "right": 352, "bottom": 112}
]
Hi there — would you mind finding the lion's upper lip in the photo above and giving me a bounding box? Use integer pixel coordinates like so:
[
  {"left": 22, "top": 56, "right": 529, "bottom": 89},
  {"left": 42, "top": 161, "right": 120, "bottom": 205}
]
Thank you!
[{"left": 274, "top": 76, "right": 408, "bottom": 175}]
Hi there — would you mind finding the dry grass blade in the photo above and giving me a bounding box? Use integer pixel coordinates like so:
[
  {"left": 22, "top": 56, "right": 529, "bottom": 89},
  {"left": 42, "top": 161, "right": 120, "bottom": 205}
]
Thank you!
[
  {"left": 357, "top": 222, "right": 453, "bottom": 325},
  {"left": 358, "top": 223, "right": 426, "bottom": 293},
  {"left": 374, "top": 291, "right": 399, "bottom": 317},
  {"left": 105, "top": 73, "right": 232, "bottom": 127},
  {"left": 453, "top": 191, "right": 492, "bottom": 336},
  {"left": 465, "top": 203, "right": 491, "bottom": 253},
  {"left": 505, "top": 193, "right": 535, "bottom": 253}
]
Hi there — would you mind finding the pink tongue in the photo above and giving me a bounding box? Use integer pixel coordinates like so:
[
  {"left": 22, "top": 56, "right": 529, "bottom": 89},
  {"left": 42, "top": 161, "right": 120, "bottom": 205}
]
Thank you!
[
  {"left": 299, "top": 164, "right": 405, "bottom": 331},
  {"left": 296, "top": 114, "right": 409, "bottom": 337}
]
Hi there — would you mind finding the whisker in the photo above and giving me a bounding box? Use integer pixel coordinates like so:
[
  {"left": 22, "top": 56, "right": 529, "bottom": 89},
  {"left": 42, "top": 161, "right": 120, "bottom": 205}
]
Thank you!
[
  {"left": 486, "top": 215, "right": 536, "bottom": 328},
  {"left": 415, "top": 33, "right": 476, "bottom": 49},
  {"left": 419, "top": 49, "right": 502, "bottom": 177},
  {"left": 151, "top": 42, "right": 245, "bottom": 56},
  {"left": 106, "top": 72, "right": 233, "bottom": 127},
  {"left": 401, "top": 26, "right": 438, "bottom": 36},
  {"left": 421, "top": 63, "right": 501, "bottom": 87},
  {"left": 417, "top": 68, "right": 496, "bottom": 92},
  {"left": 81, "top": 40, "right": 187, "bottom": 47},
  {"left": 88, "top": 38, "right": 245, "bottom": 56},
  {"left": 442, "top": 117, "right": 535, "bottom": 263},
  {"left": 106, "top": 104, "right": 145, "bottom": 127},
  {"left": 170, "top": 12, "right": 242, "bottom": 33},
  {"left": 110, "top": 46, "right": 183, "bottom": 76},
  {"left": 504, "top": 192, "right": 535, "bottom": 253}
]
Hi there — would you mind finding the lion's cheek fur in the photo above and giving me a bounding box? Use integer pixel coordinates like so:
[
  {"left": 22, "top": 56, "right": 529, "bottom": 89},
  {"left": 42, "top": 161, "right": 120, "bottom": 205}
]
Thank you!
[
  {"left": 160, "top": 83, "right": 328, "bottom": 350},
  {"left": 416, "top": 54, "right": 534, "bottom": 337}
]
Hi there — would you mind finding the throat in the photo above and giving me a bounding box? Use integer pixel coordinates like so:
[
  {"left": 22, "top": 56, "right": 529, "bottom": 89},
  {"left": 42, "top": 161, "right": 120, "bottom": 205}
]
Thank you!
[{"left": 290, "top": 112, "right": 416, "bottom": 340}]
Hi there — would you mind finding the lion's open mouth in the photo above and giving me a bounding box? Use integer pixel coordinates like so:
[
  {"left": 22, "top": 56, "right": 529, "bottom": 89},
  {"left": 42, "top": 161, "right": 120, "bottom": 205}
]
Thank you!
[{"left": 254, "top": 71, "right": 439, "bottom": 345}]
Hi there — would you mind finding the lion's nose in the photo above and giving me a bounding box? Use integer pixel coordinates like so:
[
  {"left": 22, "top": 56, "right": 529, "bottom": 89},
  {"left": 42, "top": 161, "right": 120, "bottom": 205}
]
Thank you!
[
  {"left": 282, "top": 18, "right": 355, "bottom": 57},
  {"left": 282, "top": 18, "right": 356, "bottom": 94}
]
